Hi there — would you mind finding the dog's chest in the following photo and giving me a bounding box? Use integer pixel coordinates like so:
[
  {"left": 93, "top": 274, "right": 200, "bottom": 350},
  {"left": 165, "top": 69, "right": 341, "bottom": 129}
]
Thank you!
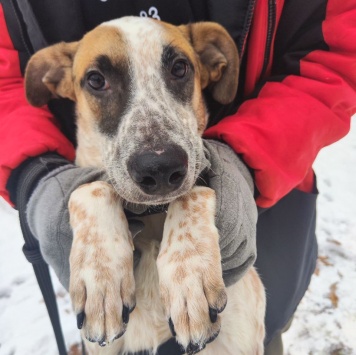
[{"left": 118, "top": 213, "right": 172, "bottom": 352}]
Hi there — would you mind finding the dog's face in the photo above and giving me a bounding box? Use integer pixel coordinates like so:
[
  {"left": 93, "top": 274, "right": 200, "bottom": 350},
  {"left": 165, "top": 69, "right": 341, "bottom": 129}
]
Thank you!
[{"left": 25, "top": 17, "right": 239, "bottom": 205}]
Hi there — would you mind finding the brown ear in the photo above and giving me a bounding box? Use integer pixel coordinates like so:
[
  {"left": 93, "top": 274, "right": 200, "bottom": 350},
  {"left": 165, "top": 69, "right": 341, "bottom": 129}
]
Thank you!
[
  {"left": 180, "top": 22, "right": 239, "bottom": 105},
  {"left": 25, "top": 41, "right": 79, "bottom": 107}
]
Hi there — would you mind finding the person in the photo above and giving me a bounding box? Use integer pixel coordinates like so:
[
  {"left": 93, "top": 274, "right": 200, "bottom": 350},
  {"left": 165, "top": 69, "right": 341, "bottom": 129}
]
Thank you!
[{"left": 1, "top": 0, "right": 355, "bottom": 354}]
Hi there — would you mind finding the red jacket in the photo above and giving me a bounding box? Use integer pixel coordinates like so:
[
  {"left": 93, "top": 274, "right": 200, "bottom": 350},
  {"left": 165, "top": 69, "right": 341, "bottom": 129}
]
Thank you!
[{"left": 1, "top": 0, "right": 356, "bottom": 207}]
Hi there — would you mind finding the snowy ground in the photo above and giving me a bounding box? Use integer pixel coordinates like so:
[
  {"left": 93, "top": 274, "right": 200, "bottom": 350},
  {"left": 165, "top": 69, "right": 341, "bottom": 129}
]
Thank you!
[
  {"left": 0, "top": 119, "right": 355, "bottom": 355},
  {"left": 283, "top": 118, "right": 356, "bottom": 355}
]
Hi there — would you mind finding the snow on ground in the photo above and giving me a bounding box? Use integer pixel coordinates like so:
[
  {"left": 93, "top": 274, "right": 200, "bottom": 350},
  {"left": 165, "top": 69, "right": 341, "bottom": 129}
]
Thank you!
[
  {"left": 283, "top": 118, "right": 356, "bottom": 355},
  {"left": 0, "top": 201, "right": 80, "bottom": 354},
  {"left": 0, "top": 119, "right": 355, "bottom": 355}
]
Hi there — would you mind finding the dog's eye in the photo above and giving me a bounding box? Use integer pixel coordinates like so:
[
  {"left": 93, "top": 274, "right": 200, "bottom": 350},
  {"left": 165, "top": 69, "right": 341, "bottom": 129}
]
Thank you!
[
  {"left": 171, "top": 60, "right": 188, "bottom": 79},
  {"left": 87, "top": 72, "right": 109, "bottom": 90}
]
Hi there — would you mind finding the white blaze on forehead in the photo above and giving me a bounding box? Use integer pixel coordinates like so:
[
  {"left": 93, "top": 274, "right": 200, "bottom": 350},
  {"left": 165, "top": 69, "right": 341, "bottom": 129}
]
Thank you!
[
  {"left": 99, "top": 16, "right": 198, "bottom": 136},
  {"left": 101, "top": 17, "right": 165, "bottom": 90}
]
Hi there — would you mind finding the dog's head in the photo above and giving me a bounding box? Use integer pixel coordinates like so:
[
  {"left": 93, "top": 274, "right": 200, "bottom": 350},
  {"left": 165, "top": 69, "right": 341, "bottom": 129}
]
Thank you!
[{"left": 25, "top": 17, "right": 239, "bottom": 205}]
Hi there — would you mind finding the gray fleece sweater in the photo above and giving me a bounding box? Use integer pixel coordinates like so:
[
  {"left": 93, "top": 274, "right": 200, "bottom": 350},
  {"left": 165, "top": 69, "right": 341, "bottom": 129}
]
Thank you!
[{"left": 27, "top": 140, "right": 257, "bottom": 289}]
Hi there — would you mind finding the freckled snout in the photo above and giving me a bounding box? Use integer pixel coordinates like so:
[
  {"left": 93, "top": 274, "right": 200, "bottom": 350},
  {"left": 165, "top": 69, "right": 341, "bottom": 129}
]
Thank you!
[{"left": 128, "top": 145, "right": 188, "bottom": 195}]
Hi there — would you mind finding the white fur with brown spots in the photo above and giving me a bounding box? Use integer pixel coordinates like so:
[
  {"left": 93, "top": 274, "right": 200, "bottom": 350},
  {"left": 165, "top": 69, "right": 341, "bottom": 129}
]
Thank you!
[{"left": 25, "top": 16, "right": 265, "bottom": 354}]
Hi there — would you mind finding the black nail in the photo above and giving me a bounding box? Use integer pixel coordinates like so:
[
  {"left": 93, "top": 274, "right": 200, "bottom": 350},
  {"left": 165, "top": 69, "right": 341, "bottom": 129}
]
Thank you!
[
  {"left": 76, "top": 312, "right": 85, "bottom": 329},
  {"left": 122, "top": 305, "right": 130, "bottom": 324},
  {"left": 168, "top": 318, "right": 176, "bottom": 337},
  {"left": 206, "top": 330, "right": 219, "bottom": 344},
  {"left": 98, "top": 338, "right": 107, "bottom": 347},
  {"left": 129, "top": 303, "right": 136, "bottom": 313},
  {"left": 217, "top": 301, "right": 227, "bottom": 313},
  {"left": 187, "top": 342, "right": 201, "bottom": 354},
  {"left": 87, "top": 336, "right": 96, "bottom": 343},
  {"left": 209, "top": 307, "right": 218, "bottom": 323},
  {"left": 114, "top": 329, "right": 126, "bottom": 340},
  {"left": 193, "top": 343, "right": 206, "bottom": 354},
  {"left": 179, "top": 344, "right": 186, "bottom": 353}
]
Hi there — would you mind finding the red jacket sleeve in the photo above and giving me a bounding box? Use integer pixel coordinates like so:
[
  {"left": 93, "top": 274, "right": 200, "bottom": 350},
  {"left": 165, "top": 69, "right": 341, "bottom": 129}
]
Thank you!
[
  {"left": 0, "top": 4, "right": 75, "bottom": 205},
  {"left": 204, "top": 0, "right": 356, "bottom": 208}
]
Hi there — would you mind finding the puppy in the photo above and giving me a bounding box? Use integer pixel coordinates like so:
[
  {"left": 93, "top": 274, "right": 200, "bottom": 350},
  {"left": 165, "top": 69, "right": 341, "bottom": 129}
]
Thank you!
[{"left": 25, "top": 17, "right": 265, "bottom": 355}]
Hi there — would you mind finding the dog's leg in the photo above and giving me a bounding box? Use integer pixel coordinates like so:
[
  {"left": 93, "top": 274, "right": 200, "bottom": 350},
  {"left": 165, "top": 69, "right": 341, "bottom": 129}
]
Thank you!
[
  {"left": 200, "top": 268, "right": 266, "bottom": 355},
  {"left": 68, "top": 181, "right": 136, "bottom": 347},
  {"left": 157, "top": 185, "right": 227, "bottom": 353}
]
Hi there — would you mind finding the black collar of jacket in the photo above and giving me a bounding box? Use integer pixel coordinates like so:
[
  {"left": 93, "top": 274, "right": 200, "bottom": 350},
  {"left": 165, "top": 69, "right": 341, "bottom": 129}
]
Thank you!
[{"left": 11, "top": 0, "right": 254, "bottom": 63}]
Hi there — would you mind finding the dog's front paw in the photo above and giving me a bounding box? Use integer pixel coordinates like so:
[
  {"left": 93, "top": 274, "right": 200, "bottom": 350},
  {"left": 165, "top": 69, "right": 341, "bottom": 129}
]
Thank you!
[
  {"left": 158, "top": 261, "right": 227, "bottom": 353},
  {"left": 157, "top": 186, "right": 227, "bottom": 353},
  {"left": 69, "top": 181, "right": 136, "bottom": 345}
]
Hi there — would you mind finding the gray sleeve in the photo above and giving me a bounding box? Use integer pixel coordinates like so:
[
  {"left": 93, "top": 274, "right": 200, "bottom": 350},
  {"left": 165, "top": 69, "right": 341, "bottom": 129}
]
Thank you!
[
  {"left": 203, "top": 140, "right": 258, "bottom": 287},
  {"left": 26, "top": 165, "right": 107, "bottom": 290}
]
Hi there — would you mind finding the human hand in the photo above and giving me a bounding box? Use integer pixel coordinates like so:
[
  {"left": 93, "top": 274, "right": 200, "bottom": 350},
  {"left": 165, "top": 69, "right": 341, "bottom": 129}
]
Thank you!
[
  {"left": 26, "top": 162, "right": 110, "bottom": 290},
  {"left": 202, "top": 140, "right": 258, "bottom": 287}
]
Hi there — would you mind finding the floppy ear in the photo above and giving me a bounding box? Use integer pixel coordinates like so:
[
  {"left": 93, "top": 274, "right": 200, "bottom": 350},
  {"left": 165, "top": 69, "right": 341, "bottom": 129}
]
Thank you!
[
  {"left": 180, "top": 22, "right": 239, "bottom": 105},
  {"left": 25, "top": 41, "right": 79, "bottom": 107}
]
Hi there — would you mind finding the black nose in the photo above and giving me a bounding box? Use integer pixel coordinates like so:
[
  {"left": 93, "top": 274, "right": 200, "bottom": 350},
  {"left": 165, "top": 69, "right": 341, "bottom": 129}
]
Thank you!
[{"left": 128, "top": 145, "right": 188, "bottom": 195}]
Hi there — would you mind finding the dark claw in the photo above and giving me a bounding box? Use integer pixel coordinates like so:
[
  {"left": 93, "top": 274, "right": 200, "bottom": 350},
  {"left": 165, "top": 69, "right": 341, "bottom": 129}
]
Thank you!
[
  {"left": 129, "top": 303, "right": 136, "bottom": 313},
  {"left": 122, "top": 305, "right": 130, "bottom": 324},
  {"left": 114, "top": 329, "right": 126, "bottom": 341},
  {"left": 217, "top": 302, "right": 227, "bottom": 314},
  {"left": 187, "top": 342, "right": 204, "bottom": 355},
  {"left": 87, "top": 336, "right": 96, "bottom": 343},
  {"left": 98, "top": 338, "right": 107, "bottom": 347},
  {"left": 76, "top": 311, "right": 85, "bottom": 329},
  {"left": 206, "top": 329, "right": 220, "bottom": 344},
  {"left": 168, "top": 317, "right": 176, "bottom": 337},
  {"left": 209, "top": 307, "right": 218, "bottom": 323}
]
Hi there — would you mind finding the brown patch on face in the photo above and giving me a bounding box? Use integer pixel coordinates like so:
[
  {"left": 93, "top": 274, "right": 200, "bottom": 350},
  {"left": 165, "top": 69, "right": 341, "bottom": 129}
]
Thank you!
[
  {"left": 159, "top": 22, "right": 197, "bottom": 64},
  {"left": 193, "top": 85, "right": 208, "bottom": 134},
  {"left": 157, "top": 22, "right": 209, "bottom": 134},
  {"left": 74, "top": 25, "right": 131, "bottom": 136},
  {"left": 185, "top": 57, "right": 208, "bottom": 135},
  {"left": 73, "top": 26, "right": 128, "bottom": 89}
]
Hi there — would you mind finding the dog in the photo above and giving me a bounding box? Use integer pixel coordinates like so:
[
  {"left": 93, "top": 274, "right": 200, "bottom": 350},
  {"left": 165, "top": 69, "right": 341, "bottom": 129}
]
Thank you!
[{"left": 25, "top": 17, "right": 266, "bottom": 355}]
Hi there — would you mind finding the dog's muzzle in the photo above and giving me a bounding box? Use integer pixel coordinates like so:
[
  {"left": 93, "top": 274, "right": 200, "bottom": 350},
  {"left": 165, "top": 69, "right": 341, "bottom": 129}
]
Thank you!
[{"left": 127, "top": 144, "right": 188, "bottom": 195}]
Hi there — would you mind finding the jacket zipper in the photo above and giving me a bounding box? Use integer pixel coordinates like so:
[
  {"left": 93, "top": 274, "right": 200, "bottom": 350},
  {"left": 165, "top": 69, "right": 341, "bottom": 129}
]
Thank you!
[
  {"left": 260, "top": 0, "right": 276, "bottom": 78},
  {"left": 238, "top": 0, "right": 257, "bottom": 57}
]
